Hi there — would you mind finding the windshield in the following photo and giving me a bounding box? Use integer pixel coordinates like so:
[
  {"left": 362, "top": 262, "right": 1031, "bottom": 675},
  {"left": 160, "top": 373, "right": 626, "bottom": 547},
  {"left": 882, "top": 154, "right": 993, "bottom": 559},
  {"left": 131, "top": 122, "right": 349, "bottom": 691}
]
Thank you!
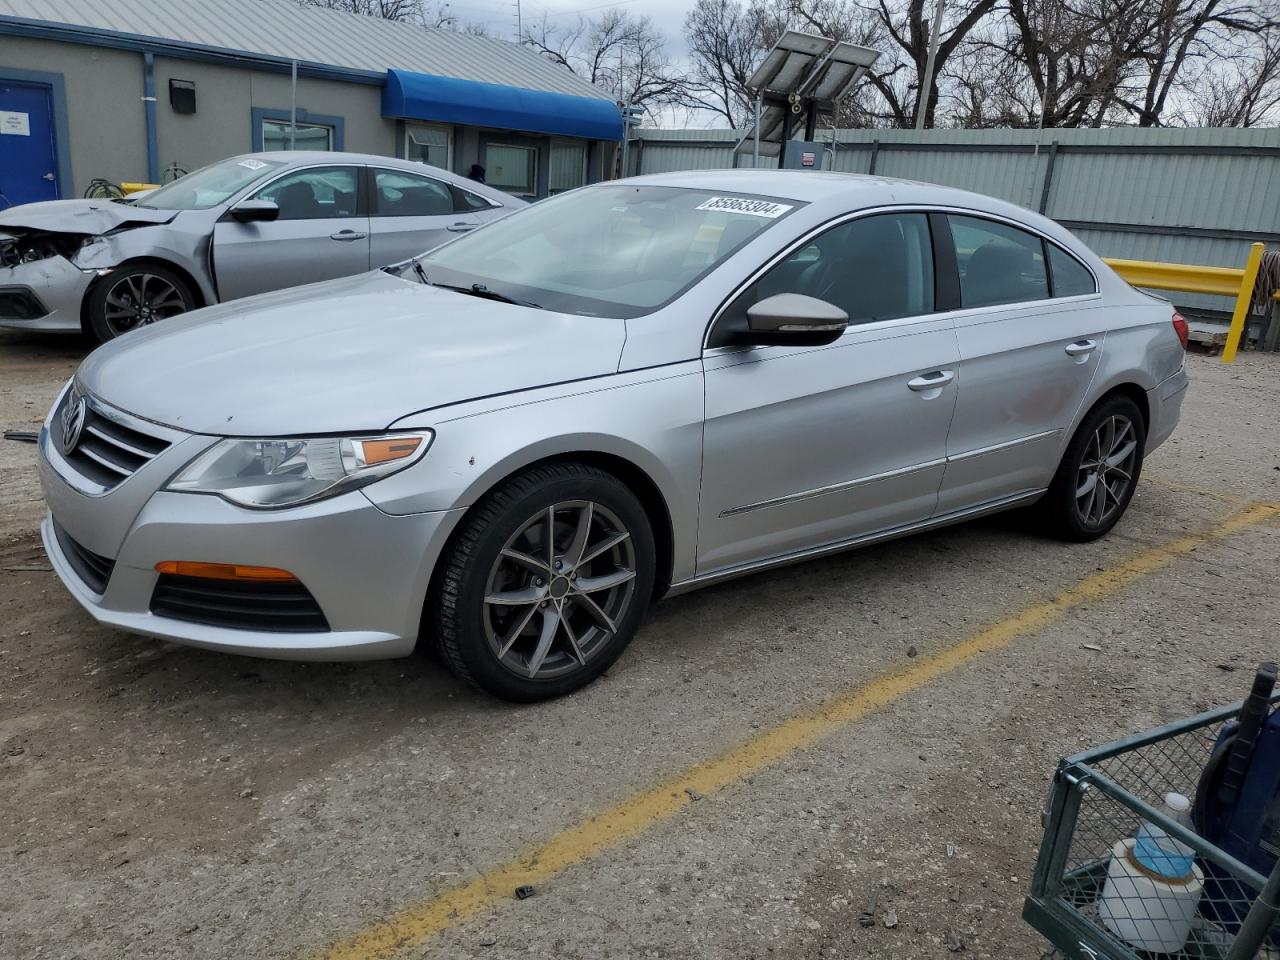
[
  {"left": 134, "top": 157, "right": 285, "bottom": 210},
  {"left": 416, "top": 185, "right": 802, "bottom": 318}
]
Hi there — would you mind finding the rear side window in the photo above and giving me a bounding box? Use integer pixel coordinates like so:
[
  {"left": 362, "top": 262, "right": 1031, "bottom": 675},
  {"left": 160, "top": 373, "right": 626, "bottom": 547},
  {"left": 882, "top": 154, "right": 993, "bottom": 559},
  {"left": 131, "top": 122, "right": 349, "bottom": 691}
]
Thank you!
[
  {"left": 373, "top": 169, "right": 455, "bottom": 217},
  {"left": 949, "top": 215, "right": 1048, "bottom": 308},
  {"left": 456, "top": 189, "right": 496, "bottom": 212},
  {"left": 1048, "top": 244, "right": 1096, "bottom": 297}
]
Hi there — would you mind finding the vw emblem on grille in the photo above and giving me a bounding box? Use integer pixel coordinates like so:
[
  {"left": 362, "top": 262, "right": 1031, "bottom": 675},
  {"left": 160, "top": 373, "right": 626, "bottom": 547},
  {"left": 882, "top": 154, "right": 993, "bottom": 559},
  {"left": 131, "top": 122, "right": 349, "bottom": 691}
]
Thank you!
[{"left": 60, "top": 392, "right": 87, "bottom": 456}]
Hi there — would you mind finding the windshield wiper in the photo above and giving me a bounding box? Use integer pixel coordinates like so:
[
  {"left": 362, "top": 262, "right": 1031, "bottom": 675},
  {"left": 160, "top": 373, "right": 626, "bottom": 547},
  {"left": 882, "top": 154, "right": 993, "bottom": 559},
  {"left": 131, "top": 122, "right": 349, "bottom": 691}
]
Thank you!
[{"left": 432, "top": 281, "right": 542, "bottom": 310}]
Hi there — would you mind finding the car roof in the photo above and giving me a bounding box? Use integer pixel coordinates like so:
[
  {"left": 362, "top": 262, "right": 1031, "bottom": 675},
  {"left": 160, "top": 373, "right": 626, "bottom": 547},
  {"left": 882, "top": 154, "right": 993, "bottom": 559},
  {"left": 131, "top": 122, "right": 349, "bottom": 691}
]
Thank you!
[
  {"left": 621, "top": 168, "right": 1075, "bottom": 244},
  {"left": 230, "top": 151, "right": 516, "bottom": 204}
]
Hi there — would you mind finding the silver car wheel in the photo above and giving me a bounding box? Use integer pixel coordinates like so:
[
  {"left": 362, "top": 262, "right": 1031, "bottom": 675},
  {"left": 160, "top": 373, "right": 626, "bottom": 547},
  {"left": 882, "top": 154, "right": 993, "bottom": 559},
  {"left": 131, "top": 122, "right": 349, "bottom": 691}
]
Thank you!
[
  {"left": 102, "top": 272, "right": 187, "bottom": 335},
  {"left": 1074, "top": 414, "right": 1138, "bottom": 528},
  {"left": 482, "top": 499, "right": 637, "bottom": 680}
]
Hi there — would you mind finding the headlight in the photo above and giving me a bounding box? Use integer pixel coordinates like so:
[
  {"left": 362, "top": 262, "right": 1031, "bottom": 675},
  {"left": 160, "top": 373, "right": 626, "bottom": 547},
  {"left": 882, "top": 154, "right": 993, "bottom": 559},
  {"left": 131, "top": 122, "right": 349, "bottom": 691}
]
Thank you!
[{"left": 167, "top": 432, "right": 433, "bottom": 509}]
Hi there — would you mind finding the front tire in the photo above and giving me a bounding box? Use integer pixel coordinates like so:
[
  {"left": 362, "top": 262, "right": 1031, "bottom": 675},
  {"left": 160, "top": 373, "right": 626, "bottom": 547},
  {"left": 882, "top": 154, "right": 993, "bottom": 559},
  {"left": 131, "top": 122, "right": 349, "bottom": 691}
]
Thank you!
[
  {"left": 433, "top": 463, "right": 656, "bottom": 702},
  {"left": 1038, "top": 394, "right": 1146, "bottom": 542},
  {"left": 87, "top": 263, "right": 195, "bottom": 342}
]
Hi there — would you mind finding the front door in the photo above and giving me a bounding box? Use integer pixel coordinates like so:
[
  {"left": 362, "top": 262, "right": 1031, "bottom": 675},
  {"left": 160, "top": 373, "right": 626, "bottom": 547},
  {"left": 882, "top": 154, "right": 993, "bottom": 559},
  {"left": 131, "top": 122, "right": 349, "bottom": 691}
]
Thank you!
[
  {"left": 212, "top": 165, "right": 369, "bottom": 301},
  {"left": 368, "top": 167, "right": 479, "bottom": 266},
  {"left": 936, "top": 214, "right": 1106, "bottom": 513},
  {"left": 698, "top": 212, "right": 959, "bottom": 575},
  {"left": 0, "top": 80, "right": 58, "bottom": 207}
]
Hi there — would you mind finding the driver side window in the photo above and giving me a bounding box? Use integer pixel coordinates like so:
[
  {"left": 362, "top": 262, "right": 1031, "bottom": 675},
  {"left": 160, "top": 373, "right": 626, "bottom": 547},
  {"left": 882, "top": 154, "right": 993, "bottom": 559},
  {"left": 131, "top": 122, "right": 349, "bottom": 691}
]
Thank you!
[
  {"left": 715, "top": 212, "right": 935, "bottom": 346},
  {"left": 253, "top": 166, "right": 358, "bottom": 221}
]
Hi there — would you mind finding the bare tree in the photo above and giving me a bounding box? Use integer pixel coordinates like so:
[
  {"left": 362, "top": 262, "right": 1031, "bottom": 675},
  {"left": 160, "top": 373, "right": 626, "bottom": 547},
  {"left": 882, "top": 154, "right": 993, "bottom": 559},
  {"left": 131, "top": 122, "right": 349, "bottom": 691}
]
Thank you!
[
  {"left": 682, "top": 0, "right": 789, "bottom": 125},
  {"left": 522, "top": 10, "right": 692, "bottom": 118},
  {"left": 295, "top": 0, "right": 492, "bottom": 34},
  {"left": 1182, "top": 28, "right": 1280, "bottom": 124},
  {"left": 298, "top": 0, "right": 423, "bottom": 20}
]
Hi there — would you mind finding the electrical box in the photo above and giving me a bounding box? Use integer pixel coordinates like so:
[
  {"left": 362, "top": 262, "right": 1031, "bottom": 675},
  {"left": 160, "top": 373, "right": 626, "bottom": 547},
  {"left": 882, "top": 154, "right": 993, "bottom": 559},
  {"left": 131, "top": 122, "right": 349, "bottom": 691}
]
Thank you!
[
  {"left": 781, "top": 140, "right": 829, "bottom": 171},
  {"left": 169, "top": 79, "right": 196, "bottom": 115}
]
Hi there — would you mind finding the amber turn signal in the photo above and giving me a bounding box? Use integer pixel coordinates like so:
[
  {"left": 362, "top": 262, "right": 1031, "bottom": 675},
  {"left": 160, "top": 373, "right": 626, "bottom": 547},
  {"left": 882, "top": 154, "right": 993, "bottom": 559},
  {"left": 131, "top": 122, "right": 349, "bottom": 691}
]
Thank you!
[
  {"left": 354, "top": 436, "right": 424, "bottom": 467},
  {"left": 154, "top": 561, "right": 299, "bottom": 582}
]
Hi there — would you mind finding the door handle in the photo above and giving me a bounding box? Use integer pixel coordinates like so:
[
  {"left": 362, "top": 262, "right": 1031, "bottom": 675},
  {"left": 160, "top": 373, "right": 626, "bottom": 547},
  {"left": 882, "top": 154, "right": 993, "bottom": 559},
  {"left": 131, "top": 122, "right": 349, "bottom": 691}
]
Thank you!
[
  {"left": 329, "top": 230, "right": 367, "bottom": 242},
  {"left": 1065, "top": 339, "right": 1097, "bottom": 357},
  {"left": 42, "top": 172, "right": 56, "bottom": 181},
  {"left": 446, "top": 222, "right": 478, "bottom": 233},
  {"left": 907, "top": 370, "right": 955, "bottom": 392}
]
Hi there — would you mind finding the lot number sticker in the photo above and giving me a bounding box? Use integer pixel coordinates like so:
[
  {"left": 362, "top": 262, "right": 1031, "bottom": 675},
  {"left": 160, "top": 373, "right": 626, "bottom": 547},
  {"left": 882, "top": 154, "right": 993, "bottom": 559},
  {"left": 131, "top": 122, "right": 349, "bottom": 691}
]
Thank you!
[
  {"left": 695, "top": 196, "right": 793, "bottom": 219},
  {"left": 238, "top": 158, "right": 268, "bottom": 170}
]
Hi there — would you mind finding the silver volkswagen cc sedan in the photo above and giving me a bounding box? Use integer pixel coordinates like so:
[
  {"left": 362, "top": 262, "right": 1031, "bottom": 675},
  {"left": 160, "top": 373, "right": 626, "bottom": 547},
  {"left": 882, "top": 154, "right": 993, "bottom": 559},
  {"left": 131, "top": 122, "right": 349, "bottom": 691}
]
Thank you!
[
  {"left": 37, "top": 170, "right": 1188, "bottom": 701},
  {"left": 0, "top": 151, "right": 516, "bottom": 341}
]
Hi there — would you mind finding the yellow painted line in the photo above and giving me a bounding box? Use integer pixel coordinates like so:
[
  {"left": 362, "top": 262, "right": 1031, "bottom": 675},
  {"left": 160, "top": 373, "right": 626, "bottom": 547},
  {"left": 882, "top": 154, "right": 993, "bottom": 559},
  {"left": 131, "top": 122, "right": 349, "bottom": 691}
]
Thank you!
[
  {"left": 1143, "top": 474, "right": 1249, "bottom": 504},
  {"left": 310, "top": 501, "right": 1280, "bottom": 960}
]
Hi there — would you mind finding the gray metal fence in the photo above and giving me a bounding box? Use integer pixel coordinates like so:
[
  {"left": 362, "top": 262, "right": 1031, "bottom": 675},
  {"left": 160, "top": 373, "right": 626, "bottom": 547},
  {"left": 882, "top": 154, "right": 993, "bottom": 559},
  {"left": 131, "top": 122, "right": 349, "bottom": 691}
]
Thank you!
[{"left": 628, "top": 127, "right": 1280, "bottom": 318}]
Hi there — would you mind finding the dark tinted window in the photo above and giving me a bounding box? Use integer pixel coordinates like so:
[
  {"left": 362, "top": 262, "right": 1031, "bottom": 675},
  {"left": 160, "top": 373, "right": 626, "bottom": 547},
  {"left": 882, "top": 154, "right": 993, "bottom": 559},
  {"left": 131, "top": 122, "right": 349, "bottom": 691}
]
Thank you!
[
  {"left": 374, "top": 169, "right": 455, "bottom": 217},
  {"left": 730, "top": 212, "right": 935, "bottom": 330},
  {"left": 949, "top": 215, "right": 1048, "bottom": 308},
  {"left": 254, "top": 166, "right": 358, "bottom": 220},
  {"left": 1048, "top": 243, "right": 1096, "bottom": 297}
]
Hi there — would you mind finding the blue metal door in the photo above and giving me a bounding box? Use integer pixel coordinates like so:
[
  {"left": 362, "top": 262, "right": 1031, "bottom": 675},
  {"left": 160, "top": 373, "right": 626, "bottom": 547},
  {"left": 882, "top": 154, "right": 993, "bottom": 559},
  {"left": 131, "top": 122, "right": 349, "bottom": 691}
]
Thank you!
[{"left": 0, "top": 80, "right": 59, "bottom": 208}]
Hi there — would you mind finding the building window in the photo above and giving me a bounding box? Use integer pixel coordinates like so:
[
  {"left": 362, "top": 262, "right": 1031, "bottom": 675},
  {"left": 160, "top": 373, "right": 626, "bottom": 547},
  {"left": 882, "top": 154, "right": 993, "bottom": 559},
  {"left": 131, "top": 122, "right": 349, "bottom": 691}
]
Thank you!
[
  {"left": 405, "top": 124, "right": 451, "bottom": 169},
  {"left": 262, "top": 119, "right": 333, "bottom": 152},
  {"left": 484, "top": 143, "right": 537, "bottom": 198},
  {"left": 549, "top": 141, "right": 587, "bottom": 195}
]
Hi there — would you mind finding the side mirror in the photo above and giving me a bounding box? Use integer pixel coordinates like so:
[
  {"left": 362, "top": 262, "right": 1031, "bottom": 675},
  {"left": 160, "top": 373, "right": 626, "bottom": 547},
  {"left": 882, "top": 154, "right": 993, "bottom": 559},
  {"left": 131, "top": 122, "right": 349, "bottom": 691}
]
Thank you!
[
  {"left": 229, "top": 199, "right": 279, "bottom": 223},
  {"left": 742, "top": 293, "right": 848, "bottom": 346}
]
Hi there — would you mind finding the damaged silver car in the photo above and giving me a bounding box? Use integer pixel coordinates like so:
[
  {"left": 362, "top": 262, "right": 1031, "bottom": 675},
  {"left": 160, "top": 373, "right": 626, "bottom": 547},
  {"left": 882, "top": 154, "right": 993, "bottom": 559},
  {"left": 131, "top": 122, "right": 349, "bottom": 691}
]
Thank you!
[{"left": 0, "top": 151, "right": 517, "bottom": 341}]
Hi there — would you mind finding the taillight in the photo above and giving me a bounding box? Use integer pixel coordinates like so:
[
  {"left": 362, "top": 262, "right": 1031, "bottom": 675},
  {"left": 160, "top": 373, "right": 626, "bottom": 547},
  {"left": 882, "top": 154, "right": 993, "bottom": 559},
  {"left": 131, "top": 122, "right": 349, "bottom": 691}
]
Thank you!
[{"left": 1171, "top": 311, "right": 1189, "bottom": 350}]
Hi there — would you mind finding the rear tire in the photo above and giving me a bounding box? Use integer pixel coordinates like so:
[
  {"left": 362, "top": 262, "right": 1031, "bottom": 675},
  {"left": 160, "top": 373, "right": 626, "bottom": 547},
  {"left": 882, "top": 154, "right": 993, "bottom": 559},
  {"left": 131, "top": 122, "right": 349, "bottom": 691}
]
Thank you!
[
  {"left": 1037, "top": 394, "right": 1146, "bottom": 542},
  {"left": 87, "top": 263, "right": 195, "bottom": 342},
  {"left": 432, "top": 462, "right": 655, "bottom": 702}
]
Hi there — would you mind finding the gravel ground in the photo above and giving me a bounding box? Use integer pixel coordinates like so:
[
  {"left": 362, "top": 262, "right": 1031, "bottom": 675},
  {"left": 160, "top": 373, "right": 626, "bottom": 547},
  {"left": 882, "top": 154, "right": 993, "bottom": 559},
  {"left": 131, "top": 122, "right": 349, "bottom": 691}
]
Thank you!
[{"left": 1, "top": 329, "right": 1277, "bottom": 960}]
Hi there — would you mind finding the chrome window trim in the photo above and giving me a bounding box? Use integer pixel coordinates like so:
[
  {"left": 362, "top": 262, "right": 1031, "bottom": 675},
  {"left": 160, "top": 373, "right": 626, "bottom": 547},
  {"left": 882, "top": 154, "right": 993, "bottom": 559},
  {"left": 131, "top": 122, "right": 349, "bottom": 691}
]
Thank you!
[{"left": 702, "top": 202, "right": 1103, "bottom": 351}]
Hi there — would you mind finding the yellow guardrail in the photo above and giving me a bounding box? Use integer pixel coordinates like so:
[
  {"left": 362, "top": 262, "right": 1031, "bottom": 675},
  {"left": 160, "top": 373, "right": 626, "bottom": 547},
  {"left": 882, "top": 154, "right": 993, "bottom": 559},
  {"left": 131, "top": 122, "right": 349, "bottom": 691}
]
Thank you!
[
  {"left": 1102, "top": 242, "right": 1266, "bottom": 363},
  {"left": 120, "top": 181, "right": 160, "bottom": 194}
]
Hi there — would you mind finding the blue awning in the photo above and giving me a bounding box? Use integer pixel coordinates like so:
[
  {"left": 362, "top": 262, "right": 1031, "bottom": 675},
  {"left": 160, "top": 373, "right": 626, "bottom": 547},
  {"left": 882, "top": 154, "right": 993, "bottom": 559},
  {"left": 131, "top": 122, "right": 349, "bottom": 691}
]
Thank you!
[{"left": 383, "top": 69, "right": 623, "bottom": 142}]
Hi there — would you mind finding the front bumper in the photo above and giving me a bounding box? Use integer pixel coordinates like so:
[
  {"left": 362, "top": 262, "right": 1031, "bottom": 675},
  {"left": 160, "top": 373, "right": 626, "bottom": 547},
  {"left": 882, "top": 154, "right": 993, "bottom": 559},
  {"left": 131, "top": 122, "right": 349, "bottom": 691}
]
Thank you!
[
  {"left": 38, "top": 418, "right": 465, "bottom": 661},
  {"left": 0, "top": 255, "right": 94, "bottom": 332}
]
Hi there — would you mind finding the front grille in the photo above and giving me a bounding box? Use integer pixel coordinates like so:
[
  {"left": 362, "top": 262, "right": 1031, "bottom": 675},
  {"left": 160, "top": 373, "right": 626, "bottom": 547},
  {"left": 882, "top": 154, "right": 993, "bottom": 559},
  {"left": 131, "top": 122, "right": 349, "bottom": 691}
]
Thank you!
[
  {"left": 150, "top": 575, "right": 331, "bottom": 633},
  {"left": 52, "top": 519, "right": 115, "bottom": 595},
  {"left": 57, "top": 394, "right": 171, "bottom": 491}
]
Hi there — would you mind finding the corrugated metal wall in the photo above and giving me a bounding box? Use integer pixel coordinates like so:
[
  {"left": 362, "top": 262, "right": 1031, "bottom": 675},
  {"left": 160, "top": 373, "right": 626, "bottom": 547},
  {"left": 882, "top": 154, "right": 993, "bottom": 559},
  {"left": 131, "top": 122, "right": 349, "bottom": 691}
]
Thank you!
[{"left": 631, "top": 127, "right": 1280, "bottom": 316}]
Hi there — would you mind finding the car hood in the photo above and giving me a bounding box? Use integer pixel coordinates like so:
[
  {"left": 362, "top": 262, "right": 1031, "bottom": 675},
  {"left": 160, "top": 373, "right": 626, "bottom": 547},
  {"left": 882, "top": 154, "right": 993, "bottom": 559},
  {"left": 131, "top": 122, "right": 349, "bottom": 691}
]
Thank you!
[
  {"left": 77, "top": 271, "right": 627, "bottom": 436},
  {"left": 0, "top": 198, "right": 177, "bottom": 235}
]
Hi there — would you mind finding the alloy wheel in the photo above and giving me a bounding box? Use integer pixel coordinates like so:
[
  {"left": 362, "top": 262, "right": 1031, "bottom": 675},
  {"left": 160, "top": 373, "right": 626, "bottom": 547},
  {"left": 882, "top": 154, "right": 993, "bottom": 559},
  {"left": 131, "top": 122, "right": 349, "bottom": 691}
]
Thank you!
[
  {"left": 482, "top": 500, "right": 637, "bottom": 680},
  {"left": 102, "top": 273, "right": 187, "bottom": 335},
  {"left": 1074, "top": 414, "right": 1138, "bottom": 528}
]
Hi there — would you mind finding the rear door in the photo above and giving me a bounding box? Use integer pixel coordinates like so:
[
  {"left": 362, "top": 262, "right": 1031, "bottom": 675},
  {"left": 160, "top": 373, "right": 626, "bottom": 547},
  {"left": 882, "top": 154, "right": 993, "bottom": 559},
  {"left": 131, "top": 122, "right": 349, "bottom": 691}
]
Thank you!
[
  {"left": 0, "top": 80, "right": 59, "bottom": 206},
  {"left": 936, "top": 213, "right": 1106, "bottom": 513},
  {"left": 212, "top": 164, "right": 368, "bottom": 301},
  {"left": 368, "top": 167, "right": 481, "bottom": 265}
]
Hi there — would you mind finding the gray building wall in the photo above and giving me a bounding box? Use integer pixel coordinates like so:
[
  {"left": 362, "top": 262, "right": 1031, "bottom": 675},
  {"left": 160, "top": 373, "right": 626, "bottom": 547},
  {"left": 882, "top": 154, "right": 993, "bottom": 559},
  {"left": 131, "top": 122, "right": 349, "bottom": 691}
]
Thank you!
[
  {"left": 0, "top": 35, "right": 147, "bottom": 194},
  {"left": 629, "top": 127, "right": 1280, "bottom": 317},
  {"left": 1, "top": 35, "right": 610, "bottom": 199}
]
